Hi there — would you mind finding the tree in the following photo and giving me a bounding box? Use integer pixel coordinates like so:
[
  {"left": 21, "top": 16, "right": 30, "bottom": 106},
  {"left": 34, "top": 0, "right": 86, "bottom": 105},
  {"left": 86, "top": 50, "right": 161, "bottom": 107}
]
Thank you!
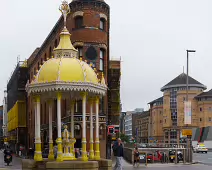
[{"left": 119, "top": 133, "right": 130, "bottom": 143}]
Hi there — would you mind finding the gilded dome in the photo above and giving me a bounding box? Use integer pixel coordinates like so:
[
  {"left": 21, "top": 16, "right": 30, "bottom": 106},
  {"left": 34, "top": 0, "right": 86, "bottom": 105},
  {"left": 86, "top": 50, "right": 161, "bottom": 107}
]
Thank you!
[{"left": 35, "top": 57, "right": 99, "bottom": 84}]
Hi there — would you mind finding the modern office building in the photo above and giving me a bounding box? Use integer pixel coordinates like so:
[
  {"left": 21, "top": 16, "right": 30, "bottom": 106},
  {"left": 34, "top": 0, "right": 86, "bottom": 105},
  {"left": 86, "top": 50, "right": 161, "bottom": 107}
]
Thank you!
[{"left": 148, "top": 73, "right": 212, "bottom": 144}]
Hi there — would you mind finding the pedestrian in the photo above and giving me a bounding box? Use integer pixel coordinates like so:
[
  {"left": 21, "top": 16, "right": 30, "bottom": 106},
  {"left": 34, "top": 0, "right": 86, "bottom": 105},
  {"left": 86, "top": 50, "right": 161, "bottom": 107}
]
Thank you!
[
  {"left": 133, "top": 146, "right": 139, "bottom": 167},
  {"left": 112, "top": 138, "right": 124, "bottom": 170}
]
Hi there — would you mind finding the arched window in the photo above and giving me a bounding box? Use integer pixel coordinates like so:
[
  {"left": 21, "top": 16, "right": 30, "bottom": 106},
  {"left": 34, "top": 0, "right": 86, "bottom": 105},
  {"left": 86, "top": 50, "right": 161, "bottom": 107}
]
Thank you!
[
  {"left": 49, "top": 47, "right": 52, "bottom": 58},
  {"left": 75, "top": 16, "right": 83, "bottom": 29},
  {"left": 99, "top": 49, "right": 105, "bottom": 71},
  {"left": 37, "top": 62, "right": 40, "bottom": 69},
  {"left": 100, "top": 18, "right": 105, "bottom": 30},
  {"left": 44, "top": 54, "right": 47, "bottom": 61},
  {"left": 76, "top": 46, "right": 83, "bottom": 58},
  {"left": 54, "top": 39, "right": 58, "bottom": 48}
]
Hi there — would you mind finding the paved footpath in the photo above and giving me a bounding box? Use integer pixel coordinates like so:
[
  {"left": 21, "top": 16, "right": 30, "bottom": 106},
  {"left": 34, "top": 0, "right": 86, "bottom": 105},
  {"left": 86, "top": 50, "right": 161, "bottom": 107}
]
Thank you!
[
  {"left": 113, "top": 158, "right": 212, "bottom": 170},
  {"left": 0, "top": 151, "right": 22, "bottom": 170}
]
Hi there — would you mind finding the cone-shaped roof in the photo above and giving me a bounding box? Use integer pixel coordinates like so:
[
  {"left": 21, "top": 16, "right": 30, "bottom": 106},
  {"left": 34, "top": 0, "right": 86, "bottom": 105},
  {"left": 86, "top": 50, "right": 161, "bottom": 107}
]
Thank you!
[{"left": 161, "top": 73, "right": 206, "bottom": 91}]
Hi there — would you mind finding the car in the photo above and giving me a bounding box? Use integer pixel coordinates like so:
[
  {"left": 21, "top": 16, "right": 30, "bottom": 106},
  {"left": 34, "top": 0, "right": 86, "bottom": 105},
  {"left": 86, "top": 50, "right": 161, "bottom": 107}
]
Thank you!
[{"left": 193, "top": 143, "right": 208, "bottom": 153}]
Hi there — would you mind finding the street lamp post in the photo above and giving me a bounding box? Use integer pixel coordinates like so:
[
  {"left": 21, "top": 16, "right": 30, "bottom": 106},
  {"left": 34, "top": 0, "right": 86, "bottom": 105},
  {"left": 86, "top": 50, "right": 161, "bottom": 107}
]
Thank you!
[
  {"left": 186, "top": 49, "right": 196, "bottom": 163},
  {"left": 186, "top": 50, "right": 196, "bottom": 101}
]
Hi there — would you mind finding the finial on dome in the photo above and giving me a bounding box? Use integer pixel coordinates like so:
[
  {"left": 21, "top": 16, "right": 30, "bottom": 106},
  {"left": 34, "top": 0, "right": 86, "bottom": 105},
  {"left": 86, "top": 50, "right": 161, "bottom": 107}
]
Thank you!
[
  {"left": 90, "top": 63, "right": 93, "bottom": 67},
  {"left": 80, "top": 57, "right": 82, "bottom": 61},
  {"left": 94, "top": 68, "right": 96, "bottom": 72},
  {"left": 59, "top": 1, "right": 70, "bottom": 28}
]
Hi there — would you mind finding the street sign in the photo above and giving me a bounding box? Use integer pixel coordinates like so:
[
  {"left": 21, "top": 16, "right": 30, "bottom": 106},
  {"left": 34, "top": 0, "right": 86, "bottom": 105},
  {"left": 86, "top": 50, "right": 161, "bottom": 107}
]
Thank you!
[{"left": 182, "top": 129, "right": 192, "bottom": 137}]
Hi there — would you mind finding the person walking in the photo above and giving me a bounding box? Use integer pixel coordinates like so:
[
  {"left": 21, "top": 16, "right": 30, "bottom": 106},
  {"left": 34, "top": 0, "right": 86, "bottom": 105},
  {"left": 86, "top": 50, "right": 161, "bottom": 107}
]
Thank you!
[
  {"left": 133, "top": 146, "right": 140, "bottom": 167},
  {"left": 112, "top": 138, "right": 124, "bottom": 170}
]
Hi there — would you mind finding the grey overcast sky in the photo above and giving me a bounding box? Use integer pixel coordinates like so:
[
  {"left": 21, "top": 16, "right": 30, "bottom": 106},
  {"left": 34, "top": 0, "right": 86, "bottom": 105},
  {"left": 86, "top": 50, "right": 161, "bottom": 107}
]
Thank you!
[{"left": 0, "top": 0, "right": 212, "bottom": 111}]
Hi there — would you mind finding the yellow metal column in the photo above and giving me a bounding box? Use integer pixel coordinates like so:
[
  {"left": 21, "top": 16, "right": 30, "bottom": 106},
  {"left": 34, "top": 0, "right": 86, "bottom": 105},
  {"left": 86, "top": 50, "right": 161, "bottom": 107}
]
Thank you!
[
  {"left": 94, "top": 96, "right": 100, "bottom": 160},
  {"left": 34, "top": 96, "right": 43, "bottom": 161},
  {"left": 81, "top": 92, "right": 88, "bottom": 161}
]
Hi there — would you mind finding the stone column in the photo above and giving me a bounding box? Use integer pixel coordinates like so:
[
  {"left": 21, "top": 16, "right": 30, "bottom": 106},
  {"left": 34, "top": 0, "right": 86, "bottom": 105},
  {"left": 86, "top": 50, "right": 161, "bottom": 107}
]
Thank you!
[
  {"left": 48, "top": 100, "right": 54, "bottom": 160},
  {"left": 56, "top": 92, "right": 63, "bottom": 162},
  {"left": 81, "top": 92, "right": 88, "bottom": 161},
  {"left": 94, "top": 96, "right": 100, "bottom": 160},
  {"left": 34, "top": 96, "right": 43, "bottom": 161},
  {"left": 89, "top": 98, "right": 94, "bottom": 160}
]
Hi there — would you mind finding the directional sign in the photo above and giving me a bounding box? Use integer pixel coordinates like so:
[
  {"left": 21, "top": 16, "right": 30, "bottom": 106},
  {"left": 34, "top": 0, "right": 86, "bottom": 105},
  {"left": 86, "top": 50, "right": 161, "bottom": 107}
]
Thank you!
[{"left": 182, "top": 129, "right": 192, "bottom": 137}]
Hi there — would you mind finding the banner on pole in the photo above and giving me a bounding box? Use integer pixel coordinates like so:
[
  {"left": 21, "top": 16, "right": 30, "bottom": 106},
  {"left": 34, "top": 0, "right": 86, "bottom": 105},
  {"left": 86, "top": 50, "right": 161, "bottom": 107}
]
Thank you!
[{"left": 184, "top": 101, "right": 192, "bottom": 124}]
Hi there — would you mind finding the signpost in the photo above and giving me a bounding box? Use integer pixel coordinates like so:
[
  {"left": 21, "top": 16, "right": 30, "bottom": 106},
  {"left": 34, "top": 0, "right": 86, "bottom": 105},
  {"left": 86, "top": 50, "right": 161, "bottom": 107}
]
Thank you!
[{"left": 182, "top": 129, "right": 192, "bottom": 137}]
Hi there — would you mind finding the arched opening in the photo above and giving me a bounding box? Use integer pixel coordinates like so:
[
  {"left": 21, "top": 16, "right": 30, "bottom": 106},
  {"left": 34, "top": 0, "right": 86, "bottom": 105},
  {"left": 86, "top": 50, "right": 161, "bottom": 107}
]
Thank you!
[
  {"left": 54, "top": 39, "right": 58, "bottom": 48},
  {"left": 49, "top": 46, "right": 52, "bottom": 58},
  {"left": 75, "top": 46, "right": 83, "bottom": 58},
  {"left": 74, "top": 124, "right": 82, "bottom": 149},
  {"left": 100, "top": 18, "right": 106, "bottom": 30},
  {"left": 99, "top": 49, "right": 105, "bottom": 71},
  {"left": 53, "top": 127, "right": 57, "bottom": 146},
  {"left": 75, "top": 16, "right": 83, "bottom": 29},
  {"left": 43, "top": 130, "right": 48, "bottom": 149}
]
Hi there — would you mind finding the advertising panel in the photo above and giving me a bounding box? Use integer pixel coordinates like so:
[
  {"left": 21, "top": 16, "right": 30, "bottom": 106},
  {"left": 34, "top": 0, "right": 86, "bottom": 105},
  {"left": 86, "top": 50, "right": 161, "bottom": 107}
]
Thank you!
[{"left": 184, "top": 101, "right": 192, "bottom": 124}]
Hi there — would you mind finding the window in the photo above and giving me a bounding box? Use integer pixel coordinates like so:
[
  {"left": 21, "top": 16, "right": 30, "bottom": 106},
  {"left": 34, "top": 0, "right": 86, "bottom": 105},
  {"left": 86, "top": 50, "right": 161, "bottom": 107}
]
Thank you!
[
  {"left": 49, "top": 47, "right": 52, "bottom": 58},
  {"left": 75, "top": 16, "right": 83, "bottom": 29},
  {"left": 209, "top": 117, "right": 212, "bottom": 122},
  {"left": 100, "top": 49, "right": 104, "bottom": 71},
  {"left": 76, "top": 46, "right": 83, "bottom": 58},
  {"left": 200, "top": 118, "right": 202, "bottom": 122},
  {"left": 44, "top": 54, "right": 47, "bottom": 61},
  {"left": 54, "top": 39, "right": 58, "bottom": 48},
  {"left": 200, "top": 107, "right": 202, "bottom": 112},
  {"left": 37, "top": 62, "right": 40, "bottom": 69},
  {"left": 41, "top": 58, "right": 43, "bottom": 65},
  {"left": 100, "top": 18, "right": 105, "bottom": 30}
]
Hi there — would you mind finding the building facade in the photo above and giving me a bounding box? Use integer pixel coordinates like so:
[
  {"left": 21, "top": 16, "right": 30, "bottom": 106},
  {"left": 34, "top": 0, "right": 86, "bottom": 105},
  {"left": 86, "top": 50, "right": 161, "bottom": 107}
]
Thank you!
[
  {"left": 133, "top": 111, "right": 150, "bottom": 143},
  {"left": 149, "top": 73, "right": 212, "bottom": 144},
  {"left": 2, "top": 90, "right": 8, "bottom": 141},
  {"left": 0, "top": 105, "right": 3, "bottom": 146},
  {"left": 124, "top": 111, "right": 133, "bottom": 139},
  {"left": 6, "top": 61, "right": 28, "bottom": 152},
  {"left": 149, "top": 97, "right": 164, "bottom": 143},
  {"left": 119, "top": 112, "right": 126, "bottom": 134}
]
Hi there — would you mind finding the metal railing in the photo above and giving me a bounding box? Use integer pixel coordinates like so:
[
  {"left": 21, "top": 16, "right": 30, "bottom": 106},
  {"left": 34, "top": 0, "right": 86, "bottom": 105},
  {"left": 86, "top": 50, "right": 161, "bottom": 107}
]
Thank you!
[{"left": 123, "top": 146, "right": 193, "bottom": 166}]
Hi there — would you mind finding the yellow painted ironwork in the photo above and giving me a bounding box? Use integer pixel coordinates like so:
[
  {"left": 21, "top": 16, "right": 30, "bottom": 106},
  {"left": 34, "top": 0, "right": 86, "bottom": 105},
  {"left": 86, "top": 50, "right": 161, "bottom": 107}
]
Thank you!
[
  {"left": 94, "top": 138, "right": 100, "bottom": 160},
  {"left": 81, "top": 137, "right": 88, "bottom": 161}
]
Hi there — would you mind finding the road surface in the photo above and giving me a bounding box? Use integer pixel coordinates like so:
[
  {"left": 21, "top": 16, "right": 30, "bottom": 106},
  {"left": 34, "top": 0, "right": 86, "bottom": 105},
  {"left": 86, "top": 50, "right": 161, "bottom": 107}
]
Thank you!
[
  {"left": 0, "top": 151, "right": 22, "bottom": 170},
  {"left": 193, "top": 152, "right": 212, "bottom": 165}
]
